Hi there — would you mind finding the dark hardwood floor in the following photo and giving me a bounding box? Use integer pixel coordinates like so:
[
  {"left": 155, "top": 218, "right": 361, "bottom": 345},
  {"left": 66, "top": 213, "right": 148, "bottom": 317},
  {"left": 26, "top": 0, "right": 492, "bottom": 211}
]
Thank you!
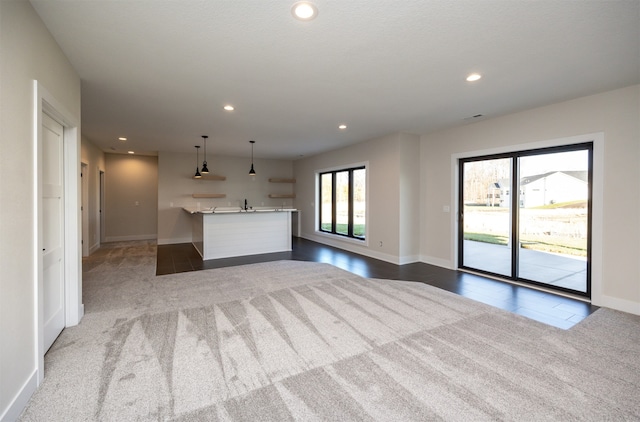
[{"left": 156, "top": 237, "right": 598, "bottom": 329}]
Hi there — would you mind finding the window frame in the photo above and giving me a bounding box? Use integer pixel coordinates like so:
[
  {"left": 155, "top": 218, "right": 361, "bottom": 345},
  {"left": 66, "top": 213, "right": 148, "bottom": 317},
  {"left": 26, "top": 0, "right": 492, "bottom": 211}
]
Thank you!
[{"left": 318, "top": 165, "right": 366, "bottom": 241}]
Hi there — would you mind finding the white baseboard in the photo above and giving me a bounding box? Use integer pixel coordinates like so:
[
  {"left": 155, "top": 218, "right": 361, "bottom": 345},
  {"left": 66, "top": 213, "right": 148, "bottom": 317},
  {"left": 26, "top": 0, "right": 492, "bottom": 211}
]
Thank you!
[
  {"left": 1, "top": 369, "right": 37, "bottom": 422},
  {"left": 365, "top": 250, "right": 402, "bottom": 265},
  {"left": 596, "top": 295, "right": 640, "bottom": 316},
  {"left": 89, "top": 242, "right": 100, "bottom": 254},
  {"left": 301, "top": 234, "right": 402, "bottom": 264},
  {"left": 420, "top": 255, "right": 454, "bottom": 269},
  {"left": 157, "top": 237, "right": 192, "bottom": 245},
  {"left": 300, "top": 234, "right": 423, "bottom": 266},
  {"left": 398, "top": 254, "right": 420, "bottom": 265},
  {"left": 104, "top": 234, "right": 157, "bottom": 242}
]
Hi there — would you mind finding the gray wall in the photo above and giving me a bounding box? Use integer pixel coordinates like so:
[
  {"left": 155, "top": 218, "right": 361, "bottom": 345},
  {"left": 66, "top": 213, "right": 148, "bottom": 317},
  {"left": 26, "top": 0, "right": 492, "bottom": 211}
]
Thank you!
[
  {"left": 0, "top": 0, "right": 81, "bottom": 418},
  {"left": 104, "top": 153, "right": 158, "bottom": 241}
]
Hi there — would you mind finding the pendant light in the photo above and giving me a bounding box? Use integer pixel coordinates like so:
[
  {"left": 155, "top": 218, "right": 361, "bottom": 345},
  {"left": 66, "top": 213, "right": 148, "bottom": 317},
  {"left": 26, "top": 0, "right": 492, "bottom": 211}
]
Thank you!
[
  {"left": 201, "top": 135, "right": 209, "bottom": 173},
  {"left": 248, "top": 140, "right": 256, "bottom": 176},
  {"left": 194, "top": 145, "right": 202, "bottom": 178}
]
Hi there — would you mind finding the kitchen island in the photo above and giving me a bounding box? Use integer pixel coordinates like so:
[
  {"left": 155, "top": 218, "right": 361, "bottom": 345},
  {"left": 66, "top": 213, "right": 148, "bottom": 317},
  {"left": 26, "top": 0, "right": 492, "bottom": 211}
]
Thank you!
[{"left": 183, "top": 207, "right": 295, "bottom": 260}]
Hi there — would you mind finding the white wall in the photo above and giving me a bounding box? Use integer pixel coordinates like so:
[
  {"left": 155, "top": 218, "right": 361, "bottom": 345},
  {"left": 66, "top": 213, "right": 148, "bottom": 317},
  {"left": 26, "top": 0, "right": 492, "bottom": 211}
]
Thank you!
[
  {"left": 420, "top": 85, "right": 640, "bottom": 314},
  {"left": 293, "top": 132, "right": 421, "bottom": 264},
  {"left": 81, "top": 137, "right": 105, "bottom": 253},
  {"left": 0, "top": 0, "right": 81, "bottom": 420},
  {"left": 158, "top": 151, "right": 294, "bottom": 244}
]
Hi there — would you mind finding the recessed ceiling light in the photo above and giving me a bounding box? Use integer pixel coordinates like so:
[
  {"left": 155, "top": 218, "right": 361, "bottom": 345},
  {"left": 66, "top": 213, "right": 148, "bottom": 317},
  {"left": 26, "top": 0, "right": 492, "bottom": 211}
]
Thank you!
[
  {"left": 127, "top": 151, "right": 135, "bottom": 154},
  {"left": 466, "top": 73, "right": 482, "bottom": 82},
  {"left": 338, "top": 124, "right": 347, "bottom": 130},
  {"left": 291, "top": 1, "right": 318, "bottom": 21},
  {"left": 118, "top": 137, "right": 127, "bottom": 141},
  {"left": 223, "top": 105, "right": 234, "bottom": 111}
]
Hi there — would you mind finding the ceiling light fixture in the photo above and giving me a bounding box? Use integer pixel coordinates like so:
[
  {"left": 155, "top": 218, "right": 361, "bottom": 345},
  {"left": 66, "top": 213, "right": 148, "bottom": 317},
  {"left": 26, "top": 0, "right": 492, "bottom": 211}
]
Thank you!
[
  {"left": 118, "top": 137, "right": 127, "bottom": 141},
  {"left": 223, "top": 105, "right": 234, "bottom": 111},
  {"left": 248, "top": 140, "right": 256, "bottom": 176},
  {"left": 291, "top": 1, "right": 318, "bottom": 21},
  {"left": 201, "top": 135, "right": 209, "bottom": 174},
  {"left": 338, "top": 124, "right": 347, "bottom": 130},
  {"left": 127, "top": 151, "right": 135, "bottom": 154},
  {"left": 194, "top": 145, "right": 202, "bottom": 179},
  {"left": 466, "top": 73, "right": 482, "bottom": 82}
]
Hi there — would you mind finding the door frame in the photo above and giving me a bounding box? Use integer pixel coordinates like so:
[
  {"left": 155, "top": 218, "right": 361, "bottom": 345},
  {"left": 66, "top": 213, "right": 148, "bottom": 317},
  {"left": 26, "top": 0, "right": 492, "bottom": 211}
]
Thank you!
[
  {"left": 33, "top": 81, "right": 82, "bottom": 384},
  {"left": 100, "top": 170, "right": 105, "bottom": 244},
  {"left": 81, "top": 162, "right": 89, "bottom": 257},
  {"left": 450, "top": 132, "right": 604, "bottom": 305}
]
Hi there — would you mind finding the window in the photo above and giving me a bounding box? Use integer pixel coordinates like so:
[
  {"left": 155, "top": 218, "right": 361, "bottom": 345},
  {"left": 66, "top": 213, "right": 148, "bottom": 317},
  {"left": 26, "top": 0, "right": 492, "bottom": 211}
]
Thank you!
[{"left": 319, "top": 166, "right": 366, "bottom": 240}]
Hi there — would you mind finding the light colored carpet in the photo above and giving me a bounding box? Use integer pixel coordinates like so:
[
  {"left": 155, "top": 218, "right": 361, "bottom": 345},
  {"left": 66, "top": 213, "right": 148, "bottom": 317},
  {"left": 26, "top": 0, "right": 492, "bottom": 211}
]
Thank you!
[{"left": 19, "top": 241, "right": 640, "bottom": 421}]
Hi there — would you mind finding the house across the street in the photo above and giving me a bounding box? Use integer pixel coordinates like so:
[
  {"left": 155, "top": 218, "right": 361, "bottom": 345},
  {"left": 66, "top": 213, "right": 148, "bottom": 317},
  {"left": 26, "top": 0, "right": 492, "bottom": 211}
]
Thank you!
[{"left": 488, "top": 171, "right": 588, "bottom": 208}]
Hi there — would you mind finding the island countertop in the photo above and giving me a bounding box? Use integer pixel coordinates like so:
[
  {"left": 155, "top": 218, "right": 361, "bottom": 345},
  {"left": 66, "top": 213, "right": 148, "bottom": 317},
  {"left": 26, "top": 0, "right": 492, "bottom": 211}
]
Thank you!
[{"left": 182, "top": 206, "right": 297, "bottom": 214}]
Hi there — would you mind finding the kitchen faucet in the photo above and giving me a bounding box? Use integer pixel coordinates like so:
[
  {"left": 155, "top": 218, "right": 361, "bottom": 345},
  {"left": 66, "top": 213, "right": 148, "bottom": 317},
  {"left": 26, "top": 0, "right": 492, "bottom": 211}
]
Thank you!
[{"left": 244, "top": 199, "right": 248, "bottom": 210}]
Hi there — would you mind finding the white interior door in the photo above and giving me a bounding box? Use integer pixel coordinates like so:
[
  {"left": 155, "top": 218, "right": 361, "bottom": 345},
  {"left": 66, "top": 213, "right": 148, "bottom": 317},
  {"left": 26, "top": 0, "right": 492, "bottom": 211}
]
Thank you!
[{"left": 42, "top": 113, "right": 65, "bottom": 352}]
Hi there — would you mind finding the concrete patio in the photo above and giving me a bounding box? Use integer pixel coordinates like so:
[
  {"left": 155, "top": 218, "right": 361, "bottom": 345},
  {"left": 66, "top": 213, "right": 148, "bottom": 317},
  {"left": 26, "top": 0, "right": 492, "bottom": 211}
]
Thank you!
[{"left": 463, "top": 240, "right": 587, "bottom": 292}]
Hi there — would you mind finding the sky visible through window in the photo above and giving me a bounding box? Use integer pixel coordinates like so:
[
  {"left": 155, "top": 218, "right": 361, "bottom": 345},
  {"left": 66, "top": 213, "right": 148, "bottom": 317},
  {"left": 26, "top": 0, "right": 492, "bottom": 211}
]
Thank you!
[{"left": 520, "top": 150, "right": 588, "bottom": 177}]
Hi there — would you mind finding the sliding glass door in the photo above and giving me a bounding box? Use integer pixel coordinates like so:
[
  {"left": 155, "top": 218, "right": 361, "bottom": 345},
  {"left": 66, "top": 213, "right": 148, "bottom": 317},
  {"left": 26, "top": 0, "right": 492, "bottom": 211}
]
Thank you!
[
  {"left": 459, "top": 143, "right": 592, "bottom": 296},
  {"left": 460, "top": 157, "right": 512, "bottom": 277}
]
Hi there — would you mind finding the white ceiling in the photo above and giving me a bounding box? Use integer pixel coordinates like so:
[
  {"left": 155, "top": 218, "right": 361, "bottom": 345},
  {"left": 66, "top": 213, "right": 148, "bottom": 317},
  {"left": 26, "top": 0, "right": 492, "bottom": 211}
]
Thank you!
[{"left": 30, "top": 0, "right": 640, "bottom": 160}]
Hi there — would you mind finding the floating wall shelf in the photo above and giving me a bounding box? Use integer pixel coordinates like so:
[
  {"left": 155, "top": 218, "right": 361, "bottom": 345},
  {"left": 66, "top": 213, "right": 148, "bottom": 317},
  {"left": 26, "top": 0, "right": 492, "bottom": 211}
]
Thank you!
[
  {"left": 268, "top": 194, "right": 296, "bottom": 198},
  {"left": 269, "top": 178, "right": 296, "bottom": 183},
  {"left": 192, "top": 193, "right": 226, "bottom": 198},
  {"left": 192, "top": 174, "right": 226, "bottom": 181}
]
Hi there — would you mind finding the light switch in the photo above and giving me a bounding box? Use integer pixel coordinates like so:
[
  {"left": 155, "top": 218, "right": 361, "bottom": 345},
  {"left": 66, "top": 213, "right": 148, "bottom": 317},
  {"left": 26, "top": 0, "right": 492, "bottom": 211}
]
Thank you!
[{"left": 443, "top": 205, "right": 450, "bottom": 212}]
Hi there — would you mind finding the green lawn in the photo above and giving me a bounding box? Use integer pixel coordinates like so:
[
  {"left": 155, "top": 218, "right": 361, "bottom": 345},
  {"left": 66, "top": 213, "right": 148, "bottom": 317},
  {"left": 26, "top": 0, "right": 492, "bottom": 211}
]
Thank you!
[
  {"left": 464, "top": 232, "right": 586, "bottom": 257},
  {"left": 463, "top": 232, "right": 509, "bottom": 245},
  {"left": 321, "top": 223, "right": 365, "bottom": 237},
  {"left": 533, "top": 200, "right": 587, "bottom": 209}
]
